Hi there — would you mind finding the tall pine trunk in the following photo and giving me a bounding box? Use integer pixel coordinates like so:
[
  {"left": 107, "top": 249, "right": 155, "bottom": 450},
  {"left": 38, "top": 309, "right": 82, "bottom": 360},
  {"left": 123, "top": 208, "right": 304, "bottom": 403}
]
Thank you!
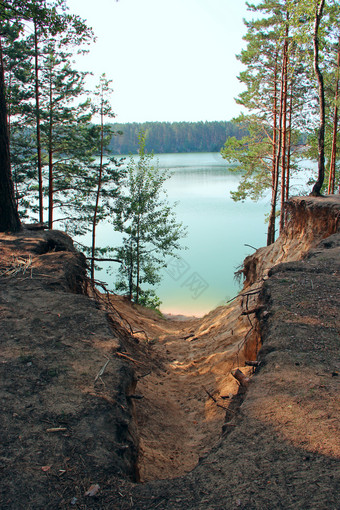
[
  {"left": 285, "top": 83, "right": 293, "bottom": 202},
  {"left": 280, "top": 27, "right": 289, "bottom": 233},
  {"left": 91, "top": 106, "right": 104, "bottom": 281},
  {"left": 34, "top": 20, "right": 44, "bottom": 223},
  {"left": 268, "top": 44, "right": 286, "bottom": 246},
  {"left": 328, "top": 34, "right": 340, "bottom": 195},
  {"left": 48, "top": 65, "right": 53, "bottom": 229},
  {"left": 311, "top": 0, "right": 326, "bottom": 196},
  {"left": 0, "top": 37, "right": 20, "bottom": 232},
  {"left": 267, "top": 53, "right": 279, "bottom": 246}
]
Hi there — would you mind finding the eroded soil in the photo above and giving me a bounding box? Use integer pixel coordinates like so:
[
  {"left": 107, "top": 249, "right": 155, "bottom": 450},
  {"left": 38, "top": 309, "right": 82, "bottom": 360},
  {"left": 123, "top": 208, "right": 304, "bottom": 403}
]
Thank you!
[
  {"left": 107, "top": 295, "right": 258, "bottom": 482},
  {"left": 1, "top": 196, "right": 340, "bottom": 509}
]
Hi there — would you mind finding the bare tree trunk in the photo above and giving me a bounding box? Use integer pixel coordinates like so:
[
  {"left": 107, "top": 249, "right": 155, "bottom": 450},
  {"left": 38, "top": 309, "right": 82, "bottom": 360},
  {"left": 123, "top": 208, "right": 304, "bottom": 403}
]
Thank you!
[
  {"left": 311, "top": 0, "right": 326, "bottom": 196},
  {"left": 280, "top": 29, "right": 289, "bottom": 233},
  {"left": 268, "top": 45, "right": 286, "bottom": 245},
  {"left": 328, "top": 34, "right": 340, "bottom": 195},
  {"left": 34, "top": 20, "right": 44, "bottom": 223},
  {"left": 48, "top": 67, "right": 53, "bottom": 229},
  {"left": 286, "top": 79, "right": 293, "bottom": 202},
  {"left": 91, "top": 105, "right": 104, "bottom": 281},
  {"left": 135, "top": 216, "right": 140, "bottom": 304},
  {"left": 0, "top": 37, "right": 20, "bottom": 232},
  {"left": 128, "top": 242, "right": 133, "bottom": 301},
  {"left": 267, "top": 53, "right": 279, "bottom": 246}
]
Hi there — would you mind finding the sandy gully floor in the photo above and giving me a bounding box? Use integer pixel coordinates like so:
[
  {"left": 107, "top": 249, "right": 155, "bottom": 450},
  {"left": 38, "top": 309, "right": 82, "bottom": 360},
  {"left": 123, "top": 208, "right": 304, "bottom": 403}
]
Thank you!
[{"left": 107, "top": 294, "right": 260, "bottom": 481}]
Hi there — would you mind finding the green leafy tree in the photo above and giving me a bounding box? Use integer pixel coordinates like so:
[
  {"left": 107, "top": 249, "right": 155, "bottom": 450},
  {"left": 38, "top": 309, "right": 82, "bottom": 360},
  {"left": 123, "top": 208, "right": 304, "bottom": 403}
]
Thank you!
[
  {"left": 67, "top": 74, "right": 126, "bottom": 281},
  {"left": 0, "top": 0, "right": 31, "bottom": 231},
  {"left": 114, "top": 131, "right": 186, "bottom": 308}
]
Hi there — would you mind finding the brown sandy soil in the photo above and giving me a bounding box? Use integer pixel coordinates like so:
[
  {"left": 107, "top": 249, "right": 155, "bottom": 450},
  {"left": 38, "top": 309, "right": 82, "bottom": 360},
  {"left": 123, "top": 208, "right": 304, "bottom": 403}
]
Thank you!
[
  {"left": 107, "top": 294, "right": 259, "bottom": 482},
  {"left": 115, "top": 197, "right": 340, "bottom": 509},
  {"left": 1, "top": 195, "right": 340, "bottom": 509},
  {"left": 0, "top": 230, "right": 139, "bottom": 508}
]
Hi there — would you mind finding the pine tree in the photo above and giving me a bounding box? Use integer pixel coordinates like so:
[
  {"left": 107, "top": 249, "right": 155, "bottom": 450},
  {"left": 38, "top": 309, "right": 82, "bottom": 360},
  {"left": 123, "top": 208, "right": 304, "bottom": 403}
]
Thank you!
[
  {"left": 71, "top": 74, "right": 126, "bottom": 281},
  {"left": 222, "top": 0, "right": 305, "bottom": 244},
  {"left": 291, "top": 0, "right": 340, "bottom": 195},
  {"left": 0, "top": 0, "right": 60, "bottom": 231},
  {"left": 0, "top": 0, "right": 94, "bottom": 227},
  {"left": 221, "top": 0, "right": 340, "bottom": 245}
]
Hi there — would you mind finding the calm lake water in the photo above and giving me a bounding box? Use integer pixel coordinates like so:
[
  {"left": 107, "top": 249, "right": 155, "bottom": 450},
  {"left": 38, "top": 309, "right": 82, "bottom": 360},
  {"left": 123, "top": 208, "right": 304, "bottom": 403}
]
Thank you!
[{"left": 89, "top": 152, "right": 270, "bottom": 316}]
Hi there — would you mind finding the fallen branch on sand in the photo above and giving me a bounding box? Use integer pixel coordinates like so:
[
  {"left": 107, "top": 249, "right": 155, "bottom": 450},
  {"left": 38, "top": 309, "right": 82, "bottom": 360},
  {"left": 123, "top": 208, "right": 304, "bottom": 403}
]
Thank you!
[
  {"left": 94, "top": 357, "right": 110, "bottom": 383},
  {"left": 116, "top": 352, "right": 144, "bottom": 365},
  {"left": 202, "top": 386, "right": 230, "bottom": 411}
]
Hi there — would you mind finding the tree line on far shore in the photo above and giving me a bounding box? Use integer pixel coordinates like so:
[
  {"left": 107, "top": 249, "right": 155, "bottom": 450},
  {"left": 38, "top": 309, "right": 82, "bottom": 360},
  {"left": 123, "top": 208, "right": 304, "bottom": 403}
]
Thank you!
[{"left": 107, "top": 121, "right": 245, "bottom": 154}]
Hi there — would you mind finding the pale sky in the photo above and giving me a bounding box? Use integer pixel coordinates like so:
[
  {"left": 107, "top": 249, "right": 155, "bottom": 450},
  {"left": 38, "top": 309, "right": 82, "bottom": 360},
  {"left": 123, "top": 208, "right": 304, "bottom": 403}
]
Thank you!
[{"left": 66, "top": 0, "right": 251, "bottom": 123}]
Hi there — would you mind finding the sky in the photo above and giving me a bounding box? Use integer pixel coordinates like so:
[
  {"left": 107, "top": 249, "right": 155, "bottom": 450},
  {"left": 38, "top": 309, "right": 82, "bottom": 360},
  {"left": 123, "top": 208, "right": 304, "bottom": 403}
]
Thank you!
[{"left": 66, "top": 0, "right": 251, "bottom": 123}]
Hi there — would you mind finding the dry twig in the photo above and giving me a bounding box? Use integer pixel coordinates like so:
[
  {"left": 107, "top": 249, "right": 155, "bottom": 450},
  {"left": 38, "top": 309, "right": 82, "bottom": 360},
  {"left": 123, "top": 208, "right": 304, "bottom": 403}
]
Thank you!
[{"left": 94, "top": 357, "right": 110, "bottom": 383}]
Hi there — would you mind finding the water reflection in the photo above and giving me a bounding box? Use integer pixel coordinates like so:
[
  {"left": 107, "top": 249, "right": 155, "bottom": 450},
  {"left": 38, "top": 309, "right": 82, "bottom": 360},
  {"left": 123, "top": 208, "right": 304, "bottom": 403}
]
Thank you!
[{"left": 89, "top": 153, "right": 269, "bottom": 316}]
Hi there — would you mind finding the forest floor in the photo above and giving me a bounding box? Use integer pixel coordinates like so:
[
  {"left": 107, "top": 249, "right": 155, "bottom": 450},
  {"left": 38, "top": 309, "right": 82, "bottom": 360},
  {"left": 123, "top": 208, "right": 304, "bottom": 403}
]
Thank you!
[{"left": 1, "top": 196, "right": 340, "bottom": 509}]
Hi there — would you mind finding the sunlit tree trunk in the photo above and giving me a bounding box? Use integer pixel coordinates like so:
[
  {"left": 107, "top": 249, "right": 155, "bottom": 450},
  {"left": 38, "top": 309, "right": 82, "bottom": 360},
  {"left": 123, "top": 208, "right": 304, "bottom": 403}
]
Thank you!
[
  {"left": 128, "top": 241, "right": 133, "bottom": 301},
  {"left": 286, "top": 83, "right": 293, "bottom": 202},
  {"left": 267, "top": 53, "right": 279, "bottom": 246},
  {"left": 280, "top": 27, "right": 289, "bottom": 233},
  {"left": 268, "top": 44, "right": 286, "bottom": 245},
  {"left": 328, "top": 34, "right": 340, "bottom": 195}
]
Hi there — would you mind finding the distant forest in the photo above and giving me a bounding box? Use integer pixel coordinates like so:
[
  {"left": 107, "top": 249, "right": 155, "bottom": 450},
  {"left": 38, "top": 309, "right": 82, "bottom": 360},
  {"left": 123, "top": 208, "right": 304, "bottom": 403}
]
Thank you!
[{"left": 107, "top": 121, "right": 246, "bottom": 154}]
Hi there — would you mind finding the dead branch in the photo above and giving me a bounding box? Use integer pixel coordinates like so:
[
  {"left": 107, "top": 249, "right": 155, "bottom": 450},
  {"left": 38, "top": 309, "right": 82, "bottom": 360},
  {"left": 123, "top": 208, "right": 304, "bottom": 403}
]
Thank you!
[
  {"left": 137, "top": 370, "right": 151, "bottom": 380},
  {"left": 241, "top": 305, "right": 265, "bottom": 316},
  {"left": 116, "top": 352, "right": 144, "bottom": 365},
  {"left": 87, "top": 277, "right": 150, "bottom": 343},
  {"left": 0, "top": 256, "right": 34, "bottom": 278},
  {"left": 94, "top": 357, "right": 110, "bottom": 382},
  {"left": 202, "top": 386, "right": 229, "bottom": 411},
  {"left": 86, "top": 257, "right": 123, "bottom": 263},
  {"left": 226, "top": 287, "right": 262, "bottom": 304}
]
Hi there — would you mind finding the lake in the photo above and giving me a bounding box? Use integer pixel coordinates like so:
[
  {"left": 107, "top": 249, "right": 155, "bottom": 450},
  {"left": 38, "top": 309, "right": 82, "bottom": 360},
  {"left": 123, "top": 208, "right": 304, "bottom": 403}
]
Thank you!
[{"left": 89, "top": 152, "right": 270, "bottom": 316}]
